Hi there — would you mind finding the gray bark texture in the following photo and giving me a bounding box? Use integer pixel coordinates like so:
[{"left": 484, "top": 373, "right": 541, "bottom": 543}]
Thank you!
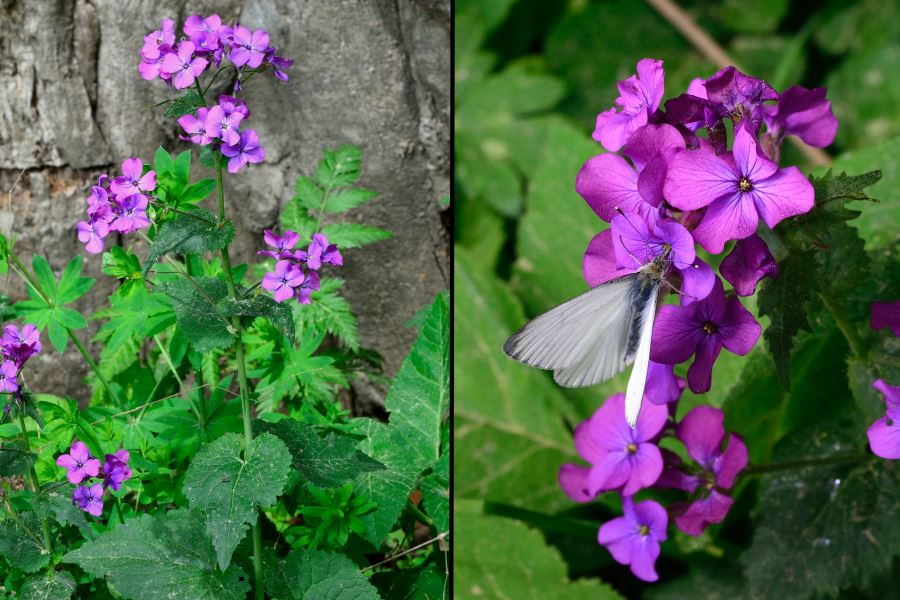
[{"left": 0, "top": 0, "right": 450, "bottom": 408}]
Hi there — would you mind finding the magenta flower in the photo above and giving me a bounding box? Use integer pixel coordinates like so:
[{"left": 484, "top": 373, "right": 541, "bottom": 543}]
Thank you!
[
  {"left": 592, "top": 59, "right": 665, "bottom": 152},
  {"left": 0, "top": 361, "right": 17, "bottom": 394},
  {"left": 867, "top": 379, "right": 900, "bottom": 460},
  {"left": 703, "top": 66, "right": 778, "bottom": 129},
  {"left": 651, "top": 277, "right": 761, "bottom": 393},
  {"left": 263, "top": 260, "right": 305, "bottom": 303},
  {"left": 205, "top": 104, "right": 245, "bottom": 146},
  {"left": 670, "top": 406, "right": 748, "bottom": 535},
  {"left": 306, "top": 234, "right": 342, "bottom": 270},
  {"left": 871, "top": 300, "right": 900, "bottom": 337},
  {"left": 110, "top": 158, "right": 156, "bottom": 199},
  {"left": 73, "top": 483, "right": 105, "bottom": 517},
  {"left": 267, "top": 53, "right": 294, "bottom": 82},
  {"left": 558, "top": 393, "right": 668, "bottom": 500},
  {"left": 762, "top": 85, "right": 837, "bottom": 148},
  {"left": 598, "top": 497, "right": 668, "bottom": 582},
  {"left": 139, "top": 50, "right": 172, "bottom": 81},
  {"left": 229, "top": 26, "right": 269, "bottom": 68},
  {"left": 258, "top": 229, "right": 299, "bottom": 260},
  {"left": 664, "top": 126, "right": 814, "bottom": 253},
  {"left": 575, "top": 154, "right": 650, "bottom": 223},
  {"left": 102, "top": 449, "right": 132, "bottom": 491},
  {"left": 184, "top": 14, "right": 222, "bottom": 51},
  {"left": 110, "top": 195, "right": 150, "bottom": 234},
  {"left": 221, "top": 129, "right": 266, "bottom": 173},
  {"left": 2, "top": 324, "right": 41, "bottom": 367},
  {"left": 645, "top": 361, "right": 685, "bottom": 405},
  {"left": 177, "top": 107, "right": 214, "bottom": 146},
  {"left": 161, "top": 41, "right": 209, "bottom": 89},
  {"left": 296, "top": 270, "right": 321, "bottom": 304},
  {"left": 56, "top": 441, "right": 101, "bottom": 485},
  {"left": 217, "top": 95, "right": 251, "bottom": 119},
  {"left": 77, "top": 220, "right": 109, "bottom": 254},
  {"left": 719, "top": 234, "right": 778, "bottom": 296},
  {"left": 140, "top": 18, "right": 175, "bottom": 60},
  {"left": 623, "top": 123, "right": 686, "bottom": 207}
]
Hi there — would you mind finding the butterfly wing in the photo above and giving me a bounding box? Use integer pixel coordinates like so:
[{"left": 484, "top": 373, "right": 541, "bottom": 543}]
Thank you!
[
  {"left": 624, "top": 284, "right": 659, "bottom": 427},
  {"left": 503, "top": 275, "right": 638, "bottom": 387}
]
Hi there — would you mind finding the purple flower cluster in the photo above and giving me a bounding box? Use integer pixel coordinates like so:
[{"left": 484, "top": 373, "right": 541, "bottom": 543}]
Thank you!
[
  {"left": 0, "top": 324, "right": 42, "bottom": 398},
  {"left": 867, "top": 300, "right": 900, "bottom": 459},
  {"left": 259, "top": 231, "right": 343, "bottom": 304},
  {"left": 77, "top": 158, "right": 156, "bottom": 254},
  {"left": 580, "top": 58, "right": 835, "bottom": 393},
  {"left": 138, "top": 15, "right": 292, "bottom": 88},
  {"left": 177, "top": 94, "right": 265, "bottom": 173},
  {"left": 560, "top": 392, "right": 747, "bottom": 581},
  {"left": 56, "top": 442, "right": 131, "bottom": 517}
]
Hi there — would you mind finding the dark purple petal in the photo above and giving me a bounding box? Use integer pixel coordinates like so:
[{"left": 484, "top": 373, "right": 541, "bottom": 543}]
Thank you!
[
  {"left": 654, "top": 449, "right": 701, "bottom": 492},
  {"left": 763, "top": 86, "right": 837, "bottom": 147},
  {"left": 692, "top": 192, "right": 758, "bottom": 254},
  {"left": 644, "top": 361, "right": 685, "bottom": 405},
  {"left": 674, "top": 490, "right": 734, "bottom": 536},
  {"left": 622, "top": 123, "right": 684, "bottom": 171},
  {"left": 650, "top": 304, "right": 703, "bottom": 365},
  {"left": 715, "top": 433, "right": 748, "bottom": 488},
  {"left": 664, "top": 147, "right": 740, "bottom": 211},
  {"left": 576, "top": 154, "right": 644, "bottom": 222},
  {"left": 686, "top": 338, "right": 722, "bottom": 394},
  {"left": 871, "top": 300, "right": 900, "bottom": 336},
  {"left": 718, "top": 295, "right": 761, "bottom": 356},
  {"left": 678, "top": 258, "right": 715, "bottom": 306},
  {"left": 720, "top": 234, "right": 778, "bottom": 296},
  {"left": 558, "top": 464, "right": 594, "bottom": 502},
  {"left": 750, "top": 166, "right": 815, "bottom": 229},
  {"left": 676, "top": 405, "right": 725, "bottom": 469}
]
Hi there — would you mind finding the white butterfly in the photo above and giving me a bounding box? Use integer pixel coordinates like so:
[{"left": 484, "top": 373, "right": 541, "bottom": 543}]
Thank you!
[{"left": 503, "top": 252, "right": 670, "bottom": 428}]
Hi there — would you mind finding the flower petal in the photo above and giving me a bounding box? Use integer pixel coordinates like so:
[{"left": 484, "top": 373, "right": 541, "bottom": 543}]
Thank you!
[
  {"left": 715, "top": 433, "right": 748, "bottom": 488},
  {"left": 678, "top": 258, "right": 715, "bottom": 306},
  {"left": 674, "top": 491, "right": 734, "bottom": 536},
  {"left": 676, "top": 405, "right": 725, "bottom": 469},
  {"left": 622, "top": 443, "right": 663, "bottom": 495},
  {"left": 588, "top": 451, "right": 633, "bottom": 495},
  {"left": 663, "top": 148, "right": 739, "bottom": 211},
  {"left": 719, "top": 295, "right": 762, "bottom": 356},
  {"left": 751, "top": 166, "right": 814, "bottom": 229},
  {"left": 733, "top": 125, "right": 778, "bottom": 181},
  {"left": 558, "top": 464, "right": 594, "bottom": 503},
  {"left": 867, "top": 407, "right": 900, "bottom": 459},
  {"left": 692, "top": 192, "right": 758, "bottom": 254},
  {"left": 719, "top": 234, "right": 778, "bottom": 296},
  {"left": 583, "top": 230, "right": 637, "bottom": 287},
  {"left": 576, "top": 154, "right": 644, "bottom": 222},
  {"left": 686, "top": 338, "right": 722, "bottom": 394},
  {"left": 598, "top": 515, "right": 638, "bottom": 565},
  {"left": 650, "top": 305, "right": 702, "bottom": 365}
]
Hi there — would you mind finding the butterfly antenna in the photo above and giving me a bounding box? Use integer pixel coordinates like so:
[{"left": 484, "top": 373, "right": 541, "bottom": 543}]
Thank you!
[
  {"left": 618, "top": 235, "right": 644, "bottom": 269},
  {"left": 615, "top": 207, "right": 652, "bottom": 262}
]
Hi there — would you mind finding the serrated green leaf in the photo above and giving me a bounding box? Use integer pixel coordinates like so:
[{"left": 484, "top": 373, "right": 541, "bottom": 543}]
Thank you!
[
  {"left": 46, "top": 321, "right": 68, "bottom": 353},
  {"left": 94, "top": 285, "right": 175, "bottom": 351},
  {"left": 199, "top": 145, "right": 217, "bottom": 168},
  {"left": 292, "top": 176, "right": 322, "bottom": 211},
  {"left": 144, "top": 209, "right": 235, "bottom": 277},
  {"left": 324, "top": 188, "right": 378, "bottom": 213},
  {"left": 264, "top": 547, "right": 380, "bottom": 600},
  {"left": 173, "top": 150, "right": 192, "bottom": 193},
  {"left": 20, "top": 569, "right": 76, "bottom": 600},
  {"left": 315, "top": 145, "right": 363, "bottom": 189},
  {"left": 0, "top": 442, "right": 36, "bottom": 476},
  {"left": 182, "top": 432, "right": 292, "bottom": 570},
  {"left": 255, "top": 419, "right": 384, "bottom": 488},
  {"left": 63, "top": 509, "right": 249, "bottom": 600},
  {"left": 371, "top": 564, "right": 447, "bottom": 600},
  {"left": 101, "top": 246, "right": 142, "bottom": 281},
  {"left": 0, "top": 512, "right": 49, "bottom": 572},
  {"left": 219, "top": 292, "right": 294, "bottom": 341},
  {"left": 163, "top": 91, "right": 202, "bottom": 118},
  {"left": 293, "top": 278, "right": 358, "bottom": 350},
  {"left": 32, "top": 484, "right": 92, "bottom": 538},
  {"left": 280, "top": 205, "right": 318, "bottom": 245},
  {"left": 740, "top": 421, "right": 900, "bottom": 598},
  {"left": 320, "top": 223, "right": 392, "bottom": 249},
  {"left": 420, "top": 451, "right": 449, "bottom": 532},
  {"left": 156, "top": 276, "right": 234, "bottom": 352}
]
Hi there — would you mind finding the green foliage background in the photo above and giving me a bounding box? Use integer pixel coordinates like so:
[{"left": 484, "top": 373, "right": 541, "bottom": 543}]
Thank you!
[{"left": 454, "top": 0, "right": 900, "bottom": 597}]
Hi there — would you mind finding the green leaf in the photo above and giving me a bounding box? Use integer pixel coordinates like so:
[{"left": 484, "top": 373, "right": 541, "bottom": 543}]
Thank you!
[
  {"left": 154, "top": 146, "right": 176, "bottom": 177},
  {"left": 32, "top": 484, "right": 92, "bottom": 538},
  {"left": 264, "top": 547, "right": 380, "bottom": 600},
  {"left": 255, "top": 419, "right": 384, "bottom": 488},
  {"left": 740, "top": 421, "right": 900, "bottom": 598},
  {"left": 292, "top": 176, "right": 322, "bottom": 211},
  {"left": 199, "top": 144, "right": 217, "bottom": 169},
  {"left": 156, "top": 276, "right": 234, "bottom": 352},
  {"left": 182, "top": 432, "right": 292, "bottom": 570},
  {"left": 456, "top": 500, "right": 624, "bottom": 600},
  {"left": 323, "top": 188, "right": 378, "bottom": 213},
  {"left": 32, "top": 255, "right": 58, "bottom": 300},
  {"left": 720, "top": 0, "right": 789, "bottom": 34},
  {"left": 420, "top": 451, "right": 449, "bottom": 532},
  {"left": 218, "top": 292, "right": 294, "bottom": 342},
  {"left": 163, "top": 91, "right": 202, "bottom": 118},
  {"left": 63, "top": 509, "right": 250, "bottom": 600},
  {"left": 19, "top": 570, "right": 76, "bottom": 600},
  {"left": 0, "top": 512, "right": 49, "bottom": 572},
  {"left": 57, "top": 256, "right": 94, "bottom": 304},
  {"left": 94, "top": 285, "right": 175, "bottom": 352},
  {"left": 315, "top": 145, "right": 364, "bottom": 189},
  {"left": 320, "top": 223, "right": 392, "bottom": 249},
  {"left": 293, "top": 278, "right": 359, "bottom": 350},
  {"left": 371, "top": 564, "right": 447, "bottom": 600},
  {"left": 0, "top": 442, "right": 36, "bottom": 476},
  {"left": 180, "top": 179, "right": 217, "bottom": 204},
  {"left": 144, "top": 209, "right": 235, "bottom": 277},
  {"left": 101, "top": 246, "right": 142, "bottom": 281},
  {"left": 173, "top": 150, "right": 192, "bottom": 194},
  {"left": 279, "top": 206, "right": 317, "bottom": 245}
]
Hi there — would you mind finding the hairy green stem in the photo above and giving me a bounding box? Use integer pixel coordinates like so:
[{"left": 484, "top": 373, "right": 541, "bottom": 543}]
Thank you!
[
  {"left": 16, "top": 407, "right": 53, "bottom": 563},
  {"left": 818, "top": 283, "right": 864, "bottom": 357},
  {"left": 742, "top": 453, "right": 867, "bottom": 476},
  {"left": 214, "top": 153, "right": 264, "bottom": 600}
]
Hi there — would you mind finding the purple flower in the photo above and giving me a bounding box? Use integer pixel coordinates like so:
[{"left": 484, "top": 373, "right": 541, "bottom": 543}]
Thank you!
[
  {"left": 102, "top": 449, "right": 132, "bottom": 491},
  {"left": 622, "top": 123, "right": 686, "bottom": 207},
  {"left": 110, "top": 195, "right": 150, "bottom": 234},
  {"left": 703, "top": 66, "right": 778, "bottom": 129},
  {"left": 651, "top": 277, "right": 761, "bottom": 393},
  {"left": 267, "top": 53, "right": 294, "bottom": 81},
  {"left": 177, "top": 107, "right": 214, "bottom": 146},
  {"left": 110, "top": 158, "right": 156, "bottom": 199},
  {"left": 205, "top": 104, "right": 245, "bottom": 146},
  {"left": 217, "top": 95, "right": 250, "bottom": 119},
  {"left": 140, "top": 19, "right": 175, "bottom": 60},
  {"left": 576, "top": 154, "right": 650, "bottom": 223},
  {"left": 719, "top": 234, "right": 778, "bottom": 296},
  {"left": 229, "top": 26, "right": 269, "bottom": 68},
  {"left": 2, "top": 324, "right": 42, "bottom": 367},
  {"left": 73, "top": 483, "right": 104, "bottom": 517},
  {"left": 220, "top": 129, "right": 266, "bottom": 173},
  {"left": 184, "top": 14, "right": 223, "bottom": 51},
  {"left": 263, "top": 260, "right": 305, "bottom": 303},
  {"left": 871, "top": 300, "right": 900, "bottom": 337},
  {"left": 161, "top": 41, "right": 209, "bottom": 90},
  {"left": 597, "top": 497, "right": 668, "bottom": 582},
  {"left": 56, "top": 441, "right": 100, "bottom": 485},
  {"left": 867, "top": 379, "right": 900, "bottom": 460},
  {"left": 593, "top": 59, "right": 665, "bottom": 152},
  {"left": 670, "top": 406, "right": 747, "bottom": 535},
  {"left": 77, "top": 220, "right": 110, "bottom": 254},
  {"left": 306, "top": 234, "right": 342, "bottom": 270},
  {"left": 0, "top": 361, "right": 17, "bottom": 393},
  {"left": 258, "top": 229, "right": 299, "bottom": 259},
  {"left": 762, "top": 85, "right": 837, "bottom": 148},
  {"left": 664, "top": 125, "right": 815, "bottom": 253},
  {"left": 139, "top": 49, "right": 173, "bottom": 81},
  {"left": 558, "top": 393, "right": 668, "bottom": 500},
  {"left": 296, "top": 270, "right": 320, "bottom": 304},
  {"left": 645, "top": 361, "right": 685, "bottom": 405}
]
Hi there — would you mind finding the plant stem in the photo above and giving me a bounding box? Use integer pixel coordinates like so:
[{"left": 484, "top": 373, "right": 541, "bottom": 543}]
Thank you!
[
  {"left": 114, "top": 497, "right": 126, "bottom": 525},
  {"left": 407, "top": 500, "right": 434, "bottom": 527},
  {"left": 818, "top": 283, "right": 864, "bottom": 357},
  {"left": 214, "top": 152, "right": 264, "bottom": 600},
  {"left": 153, "top": 334, "right": 205, "bottom": 432},
  {"left": 743, "top": 453, "right": 867, "bottom": 476},
  {"left": 193, "top": 79, "right": 206, "bottom": 105},
  {"left": 16, "top": 406, "right": 53, "bottom": 561}
]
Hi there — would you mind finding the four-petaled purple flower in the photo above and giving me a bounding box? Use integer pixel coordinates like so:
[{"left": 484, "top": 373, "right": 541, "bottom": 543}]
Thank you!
[
  {"left": 178, "top": 107, "right": 214, "bottom": 146},
  {"left": 73, "top": 483, "right": 105, "bottom": 517},
  {"left": 110, "top": 194, "right": 150, "bottom": 234},
  {"left": 102, "top": 449, "right": 133, "bottom": 491},
  {"left": 76, "top": 220, "right": 108, "bottom": 254},
  {"left": 110, "top": 158, "right": 156, "bottom": 198},
  {"left": 295, "top": 270, "right": 321, "bottom": 305},
  {"left": 229, "top": 26, "right": 269, "bottom": 68},
  {"left": 56, "top": 441, "right": 101, "bottom": 485},
  {"left": 593, "top": 59, "right": 665, "bottom": 152},
  {"left": 1, "top": 324, "right": 42, "bottom": 367},
  {"left": 867, "top": 379, "right": 900, "bottom": 460},
  {"left": 0, "top": 361, "right": 17, "bottom": 394},
  {"left": 258, "top": 229, "right": 299, "bottom": 260},
  {"left": 871, "top": 299, "right": 900, "bottom": 337},
  {"left": 651, "top": 277, "right": 761, "bottom": 393},
  {"left": 664, "top": 125, "right": 814, "bottom": 253},
  {"left": 559, "top": 393, "right": 668, "bottom": 500},
  {"left": 262, "top": 260, "right": 305, "bottom": 303},
  {"left": 762, "top": 85, "right": 837, "bottom": 149},
  {"left": 719, "top": 233, "right": 778, "bottom": 296},
  {"left": 161, "top": 41, "right": 209, "bottom": 89},
  {"left": 597, "top": 497, "right": 668, "bottom": 582},
  {"left": 221, "top": 129, "right": 266, "bottom": 173},
  {"left": 205, "top": 104, "right": 245, "bottom": 146},
  {"left": 183, "top": 14, "right": 222, "bottom": 51},
  {"left": 306, "top": 234, "right": 343, "bottom": 270}
]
